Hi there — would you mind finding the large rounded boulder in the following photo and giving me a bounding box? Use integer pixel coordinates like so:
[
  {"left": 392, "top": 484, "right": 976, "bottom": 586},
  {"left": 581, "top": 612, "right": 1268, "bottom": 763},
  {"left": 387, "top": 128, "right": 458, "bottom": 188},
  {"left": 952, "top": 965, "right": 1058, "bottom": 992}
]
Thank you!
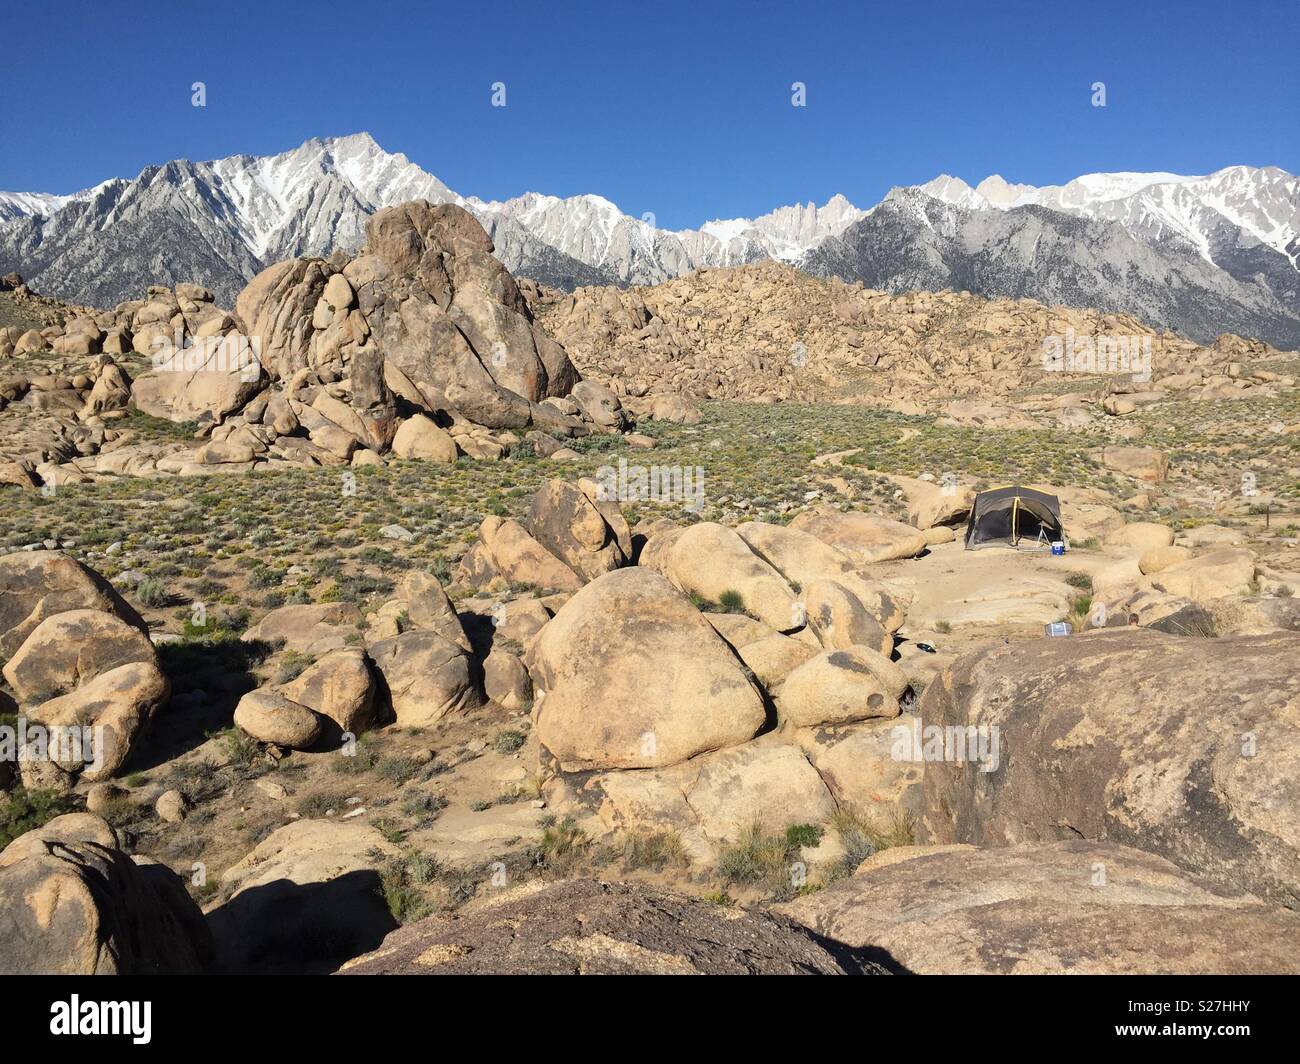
[
  {"left": 789, "top": 510, "right": 928, "bottom": 564},
  {"left": 0, "top": 814, "right": 213, "bottom": 974},
  {"left": 0, "top": 551, "right": 145, "bottom": 659},
  {"left": 530, "top": 568, "right": 766, "bottom": 772},
  {"left": 661, "top": 522, "right": 799, "bottom": 632},
  {"left": 367, "top": 629, "right": 483, "bottom": 728},
  {"left": 3, "top": 609, "right": 157, "bottom": 705},
  {"left": 525, "top": 478, "right": 631, "bottom": 582},
  {"left": 777, "top": 841, "right": 1300, "bottom": 975}
]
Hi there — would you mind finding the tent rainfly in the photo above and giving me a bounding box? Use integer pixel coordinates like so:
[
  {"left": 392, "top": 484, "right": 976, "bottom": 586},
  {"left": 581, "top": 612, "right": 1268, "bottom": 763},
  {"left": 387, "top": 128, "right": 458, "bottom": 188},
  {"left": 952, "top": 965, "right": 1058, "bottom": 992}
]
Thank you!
[{"left": 963, "top": 486, "right": 1065, "bottom": 550}]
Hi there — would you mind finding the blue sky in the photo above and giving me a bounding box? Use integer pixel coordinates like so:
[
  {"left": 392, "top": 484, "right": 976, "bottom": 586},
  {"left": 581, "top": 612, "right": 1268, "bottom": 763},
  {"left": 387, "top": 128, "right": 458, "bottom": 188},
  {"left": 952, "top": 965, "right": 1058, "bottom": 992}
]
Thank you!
[{"left": 2, "top": 0, "right": 1296, "bottom": 228}]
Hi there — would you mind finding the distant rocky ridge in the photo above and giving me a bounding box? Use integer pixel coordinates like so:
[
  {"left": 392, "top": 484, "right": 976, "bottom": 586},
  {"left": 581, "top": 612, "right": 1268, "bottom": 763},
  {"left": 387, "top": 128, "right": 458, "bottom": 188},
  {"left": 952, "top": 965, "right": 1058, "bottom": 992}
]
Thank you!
[
  {"left": 3, "top": 246, "right": 1292, "bottom": 493},
  {"left": 3, "top": 133, "right": 1296, "bottom": 345},
  {"left": 529, "top": 260, "right": 1291, "bottom": 407}
]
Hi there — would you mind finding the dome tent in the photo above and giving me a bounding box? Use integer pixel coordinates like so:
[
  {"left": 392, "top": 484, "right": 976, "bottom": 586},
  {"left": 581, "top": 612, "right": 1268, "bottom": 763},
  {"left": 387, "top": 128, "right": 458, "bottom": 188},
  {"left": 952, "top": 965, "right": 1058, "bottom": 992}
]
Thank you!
[{"left": 963, "top": 486, "right": 1065, "bottom": 550}]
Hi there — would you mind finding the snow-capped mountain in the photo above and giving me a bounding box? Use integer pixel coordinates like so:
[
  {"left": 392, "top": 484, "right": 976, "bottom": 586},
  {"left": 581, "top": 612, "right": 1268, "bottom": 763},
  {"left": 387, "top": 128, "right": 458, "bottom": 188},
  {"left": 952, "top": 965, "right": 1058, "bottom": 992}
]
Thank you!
[
  {"left": 0, "top": 133, "right": 862, "bottom": 303},
  {"left": 0, "top": 190, "right": 75, "bottom": 225},
  {"left": 1, "top": 132, "right": 1296, "bottom": 345},
  {"left": 823, "top": 165, "right": 1298, "bottom": 344},
  {"left": 913, "top": 167, "right": 1299, "bottom": 272},
  {"left": 802, "top": 176, "right": 1300, "bottom": 347},
  {"left": 467, "top": 192, "right": 693, "bottom": 285},
  {"left": 0, "top": 180, "right": 121, "bottom": 226},
  {"left": 0, "top": 134, "right": 462, "bottom": 306},
  {"left": 681, "top": 194, "right": 868, "bottom": 271},
  {"left": 465, "top": 190, "right": 865, "bottom": 285}
]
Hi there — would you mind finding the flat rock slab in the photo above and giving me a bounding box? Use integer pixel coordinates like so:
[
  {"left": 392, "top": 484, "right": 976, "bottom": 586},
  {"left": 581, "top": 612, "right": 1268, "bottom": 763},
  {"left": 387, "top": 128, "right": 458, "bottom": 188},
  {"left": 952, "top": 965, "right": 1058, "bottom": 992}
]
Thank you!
[
  {"left": 777, "top": 841, "right": 1300, "bottom": 974},
  {"left": 339, "top": 878, "right": 885, "bottom": 975}
]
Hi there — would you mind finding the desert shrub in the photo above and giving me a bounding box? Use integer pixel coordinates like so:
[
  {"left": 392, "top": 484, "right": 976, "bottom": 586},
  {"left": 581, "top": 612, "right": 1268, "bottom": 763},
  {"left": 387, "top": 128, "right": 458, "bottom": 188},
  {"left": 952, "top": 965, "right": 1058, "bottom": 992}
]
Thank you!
[
  {"left": 493, "top": 730, "right": 527, "bottom": 755},
  {"left": 373, "top": 818, "right": 408, "bottom": 845},
  {"left": 718, "top": 589, "right": 746, "bottom": 613},
  {"left": 784, "top": 823, "right": 824, "bottom": 849},
  {"left": 274, "top": 650, "right": 314, "bottom": 685},
  {"left": 402, "top": 791, "right": 449, "bottom": 822},
  {"left": 620, "top": 830, "right": 690, "bottom": 872},
  {"left": 333, "top": 746, "right": 380, "bottom": 775},
  {"left": 0, "top": 789, "right": 79, "bottom": 850},
  {"left": 379, "top": 849, "right": 443, "bottom": 923},
  {"left": 296, "top": 793, "right": 337, "bottom": 819},
  {"left": 377, "top": 756, "right": 425, "bottom": 784},
  {"left": 717, "top": 821, "right": 817, "bottom": 898},
  {"left": 538, "top": 816, "right": 588, "bottom": 874},
  {"left": 135, "top": 577, "right": 173, "bottom": 607},
  {"left": 824, "top": 809, "right": 915, "bottom": 882}
]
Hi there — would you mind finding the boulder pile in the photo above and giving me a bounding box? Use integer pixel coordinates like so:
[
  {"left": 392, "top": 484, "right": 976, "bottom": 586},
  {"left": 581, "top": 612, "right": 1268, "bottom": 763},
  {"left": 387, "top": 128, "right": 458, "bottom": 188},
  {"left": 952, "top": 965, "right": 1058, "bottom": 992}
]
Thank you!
[
  {"left": 4, "top": 468, "right": 1300, "bottom": 975},
  {"left": 528, "top": 260, "right": 1291, "bottom": 407},
  {"left": 0, "top": 551, "right": 169, "bottom": 785},
  {"left": 0, "top": 202, "right": 634, "bottom": 488},
  {"left": 231, "top": 570, "right": 481, "bottom": 746}
]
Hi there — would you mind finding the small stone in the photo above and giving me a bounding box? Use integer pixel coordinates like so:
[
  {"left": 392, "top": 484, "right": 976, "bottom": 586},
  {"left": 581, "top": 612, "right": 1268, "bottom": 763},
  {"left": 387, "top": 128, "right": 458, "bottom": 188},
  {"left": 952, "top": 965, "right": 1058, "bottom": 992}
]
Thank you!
[
  {"left": 255, "top": 779, "right": 288, "bottom": 801},
  {"left": 155, "top": 789, "right": 189, "bottom": 823},
  {"left": 86, "top": 781, "right": 129, "bottom": 815}
]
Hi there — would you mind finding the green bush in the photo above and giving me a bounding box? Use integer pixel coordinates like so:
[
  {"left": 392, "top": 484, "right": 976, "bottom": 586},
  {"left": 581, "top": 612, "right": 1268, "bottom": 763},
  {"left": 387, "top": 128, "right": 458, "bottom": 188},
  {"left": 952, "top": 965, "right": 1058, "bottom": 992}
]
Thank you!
[
  {"left": 0, "top": 789, "right": 79, "bottom": 850},
  {"left": 718, "top": 589, "right": 746, "bottom": 613}
]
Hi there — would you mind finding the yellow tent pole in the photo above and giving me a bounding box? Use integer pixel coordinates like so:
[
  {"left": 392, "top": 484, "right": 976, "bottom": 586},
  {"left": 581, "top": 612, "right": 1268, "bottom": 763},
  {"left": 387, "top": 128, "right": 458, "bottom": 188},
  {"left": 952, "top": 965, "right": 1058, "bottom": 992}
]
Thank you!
[{"left": 1011, "top": 495, "right": 1020, "bottom": 546}]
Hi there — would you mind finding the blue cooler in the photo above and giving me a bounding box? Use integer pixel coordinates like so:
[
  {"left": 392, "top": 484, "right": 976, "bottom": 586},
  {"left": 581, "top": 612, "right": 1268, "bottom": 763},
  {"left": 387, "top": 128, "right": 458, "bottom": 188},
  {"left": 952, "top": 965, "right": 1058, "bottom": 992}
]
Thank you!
[{"left": 1050, "top": 540, "right": 1065, "bottom": 556}]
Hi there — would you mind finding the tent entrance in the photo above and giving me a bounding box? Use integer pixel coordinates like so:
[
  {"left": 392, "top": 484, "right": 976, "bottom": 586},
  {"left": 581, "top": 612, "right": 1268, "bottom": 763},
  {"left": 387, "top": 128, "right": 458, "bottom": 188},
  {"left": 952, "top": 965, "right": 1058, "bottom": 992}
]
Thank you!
[{"left": 964, "top": 487, "right": 1065, "bottom": 550}]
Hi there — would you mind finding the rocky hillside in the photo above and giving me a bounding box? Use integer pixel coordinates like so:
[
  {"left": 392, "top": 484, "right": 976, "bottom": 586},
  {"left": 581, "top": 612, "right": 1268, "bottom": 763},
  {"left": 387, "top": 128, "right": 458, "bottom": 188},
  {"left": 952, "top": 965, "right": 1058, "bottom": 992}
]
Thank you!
[
  {"left": 4, "top": 460, "right": 1300, "bottom": 974},
  {"left": 0, "top": 271, "right": 87, "bottom": 333},
  {"left": 530, "top": 260, "right": 1289, "bottom": 405}
]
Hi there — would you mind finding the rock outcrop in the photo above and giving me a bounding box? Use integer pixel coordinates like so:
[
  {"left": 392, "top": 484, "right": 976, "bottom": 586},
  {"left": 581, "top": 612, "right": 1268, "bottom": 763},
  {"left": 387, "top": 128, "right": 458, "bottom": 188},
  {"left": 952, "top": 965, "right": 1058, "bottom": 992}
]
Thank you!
[
  {"left": 340, "top": 878, "right": 879, "bottom": 975},
  {"left": 531, "top": 259, "right": 1275, "bottom": 406},
  {"left": 530, "top": 568, "right": 766, "bottom": 771},
  {"left": 206, "top": 819, "right": 399, "bottom": 973},
  {"left": 0, "top": 203, "right": 620, "bottom": 488},
  {"left": 917, "top": 630, "right": 1300, "bottom": 908},
  {"left": 777, "top": 841, "right": 1300, "bottom": 974},
  {"left": 0, "top": 550, "right": 145, "bottom": 658},
  {"left": 0, "top": 553, "right": 167, "bottom": 781},
  {"left": 0, "top": 814, "right": 213, "bottom": 974}
]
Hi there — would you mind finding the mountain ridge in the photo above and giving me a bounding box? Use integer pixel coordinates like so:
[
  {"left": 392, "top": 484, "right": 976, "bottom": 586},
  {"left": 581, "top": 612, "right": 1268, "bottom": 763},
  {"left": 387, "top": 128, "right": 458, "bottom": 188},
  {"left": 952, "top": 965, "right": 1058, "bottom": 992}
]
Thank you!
[{"left": 1, "top": 132, "right": 1296, "bottom": 346}]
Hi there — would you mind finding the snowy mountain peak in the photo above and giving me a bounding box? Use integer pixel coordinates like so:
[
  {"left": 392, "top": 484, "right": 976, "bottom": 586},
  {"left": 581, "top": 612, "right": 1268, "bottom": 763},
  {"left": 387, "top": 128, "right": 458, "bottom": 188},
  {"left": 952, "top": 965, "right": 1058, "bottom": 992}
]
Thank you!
[
  {"left": 973, "top": 175, "right": 1038, "bottom": 208},
  {"left": 917, "top": 175, "right": 985, "bottom": 210},
  {"left": 0, "top": 190, "right": 72, "bottom": 224}
]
